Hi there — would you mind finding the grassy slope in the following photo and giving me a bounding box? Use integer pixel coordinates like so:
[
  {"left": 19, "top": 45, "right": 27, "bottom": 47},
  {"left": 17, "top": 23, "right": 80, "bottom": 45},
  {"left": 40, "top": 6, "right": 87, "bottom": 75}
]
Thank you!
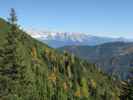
[{"left": 0, "top": 18, "right": 121, "bottom": 100}]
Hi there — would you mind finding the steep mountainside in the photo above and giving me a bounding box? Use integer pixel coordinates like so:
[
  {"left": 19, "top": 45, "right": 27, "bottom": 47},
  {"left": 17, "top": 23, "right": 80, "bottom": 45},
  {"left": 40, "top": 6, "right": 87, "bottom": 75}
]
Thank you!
[
  {"left": 26, "top": 29, "right": 131, "bottom": 48},
  {"left": 59, "top": 42, "right": 133, "bottom": 80},
  {"left": 0, "top": 18, "right": 121, "bottom": 100}
]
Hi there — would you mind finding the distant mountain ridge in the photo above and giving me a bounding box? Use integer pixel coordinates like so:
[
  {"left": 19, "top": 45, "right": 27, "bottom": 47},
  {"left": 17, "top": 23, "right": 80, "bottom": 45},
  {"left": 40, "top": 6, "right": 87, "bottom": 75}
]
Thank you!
[
  {"left": 58, "top": 42, "right": 133, "bottom": 80},
  {"left": 26, "top": 29, "right": 132, "bottom": 48}
]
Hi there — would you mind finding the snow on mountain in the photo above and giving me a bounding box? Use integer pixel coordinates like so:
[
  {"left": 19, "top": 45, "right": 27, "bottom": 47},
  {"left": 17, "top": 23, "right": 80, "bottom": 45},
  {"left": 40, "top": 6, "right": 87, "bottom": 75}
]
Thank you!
[
  {"left": 26, "top": 28, "right": 90, "bottom": 41},
  {"left": 25, "top": 29, "right": 132, "bottom": 48}
]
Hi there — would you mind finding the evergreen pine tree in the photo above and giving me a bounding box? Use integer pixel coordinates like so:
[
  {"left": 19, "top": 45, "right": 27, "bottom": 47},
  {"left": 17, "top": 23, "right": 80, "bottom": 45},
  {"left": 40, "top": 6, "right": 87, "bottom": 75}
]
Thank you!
[{"left": 0, "top": 8, "right": 27, "bottom": 99}]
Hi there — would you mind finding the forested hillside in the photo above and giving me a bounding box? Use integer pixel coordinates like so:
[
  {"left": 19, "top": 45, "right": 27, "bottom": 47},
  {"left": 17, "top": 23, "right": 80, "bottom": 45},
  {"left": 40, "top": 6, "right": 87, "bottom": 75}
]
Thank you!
[
  {"left": 58, "top": 42, "right": 133, "bottom": 80},
  {"left": 0, "top": 9, "right": 132, "bottom": 100}
]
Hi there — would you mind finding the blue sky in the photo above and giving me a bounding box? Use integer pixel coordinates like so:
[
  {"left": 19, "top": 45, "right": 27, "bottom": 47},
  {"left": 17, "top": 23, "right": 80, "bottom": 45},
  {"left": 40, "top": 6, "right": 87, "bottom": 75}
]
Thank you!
[{"left": 1, "top": 0, "right": 133, "bottom": 38}]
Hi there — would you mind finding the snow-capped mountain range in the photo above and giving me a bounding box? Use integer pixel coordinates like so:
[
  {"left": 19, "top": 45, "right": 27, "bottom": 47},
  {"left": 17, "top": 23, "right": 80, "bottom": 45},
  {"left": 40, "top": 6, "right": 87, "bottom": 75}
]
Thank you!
[{"left": 26, "top": 29, "right": 132, "bottom": 48}]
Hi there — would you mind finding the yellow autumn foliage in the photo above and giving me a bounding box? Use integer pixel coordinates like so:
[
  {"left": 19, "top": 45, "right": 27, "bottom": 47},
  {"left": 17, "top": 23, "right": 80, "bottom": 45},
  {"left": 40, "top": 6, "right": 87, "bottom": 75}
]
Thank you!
[
  {"left": 91, "top": 79, "right": 96, "bottom": 89},
  {"left": 74, "top": 85, "right": 81, "bottom": 97},
  {"left": 74, "top": 90, "right": 81, "bottom": 97},
  {"left": 63, "top": 82, "right": 68, "bottom": 91},
  {"left": 31, "top": 47, "right": 37, "bottom": 58},
  {"left": 48, "top": 72, "right": 57, "bottom": 81}
]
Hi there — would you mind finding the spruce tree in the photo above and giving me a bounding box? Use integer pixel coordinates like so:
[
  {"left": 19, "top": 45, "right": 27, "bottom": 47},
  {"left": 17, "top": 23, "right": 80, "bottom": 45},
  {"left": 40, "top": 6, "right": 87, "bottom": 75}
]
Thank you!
[
  {"left": 0, "top": 8, "right": 27, "bottom": 99},
  {"left": 5, "top": 8, "right": 18, "bottom": 79}
]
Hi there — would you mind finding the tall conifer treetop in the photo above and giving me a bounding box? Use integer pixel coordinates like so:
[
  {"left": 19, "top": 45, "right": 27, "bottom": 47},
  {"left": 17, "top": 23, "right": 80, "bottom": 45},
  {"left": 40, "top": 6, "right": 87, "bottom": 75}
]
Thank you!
[{"left": 8, "top": 8, "right": 17, "bottom": 25}]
